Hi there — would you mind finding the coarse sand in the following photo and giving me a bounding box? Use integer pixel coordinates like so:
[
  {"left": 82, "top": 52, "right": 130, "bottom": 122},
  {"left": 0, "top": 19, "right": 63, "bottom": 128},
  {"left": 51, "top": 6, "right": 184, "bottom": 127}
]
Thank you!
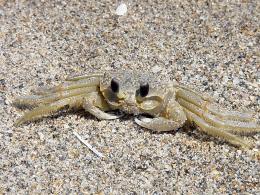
[{"left": 0, "top": 0, "right": 259, "bottom": 194}]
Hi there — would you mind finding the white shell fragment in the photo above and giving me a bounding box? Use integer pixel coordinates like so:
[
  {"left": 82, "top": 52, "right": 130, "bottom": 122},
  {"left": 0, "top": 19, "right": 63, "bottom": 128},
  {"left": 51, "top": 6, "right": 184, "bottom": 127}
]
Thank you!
[
  {"left": 73, "top": 131, "right": 104, "bottom": 158},
  {"left": 115, "top": 3, "right": 127, "bottom": 16}
]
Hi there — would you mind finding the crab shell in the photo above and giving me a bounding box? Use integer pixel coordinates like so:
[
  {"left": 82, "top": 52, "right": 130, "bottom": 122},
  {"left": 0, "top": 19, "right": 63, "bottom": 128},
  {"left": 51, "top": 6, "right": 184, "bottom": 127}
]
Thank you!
[{"left": 99, "top": 71, "right": 169, "bottom": 116}]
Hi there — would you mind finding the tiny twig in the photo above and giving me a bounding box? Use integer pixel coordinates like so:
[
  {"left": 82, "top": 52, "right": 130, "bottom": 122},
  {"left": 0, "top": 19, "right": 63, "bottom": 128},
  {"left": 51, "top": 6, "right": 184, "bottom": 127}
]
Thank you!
[{"left": 73, "top": 131, "right": 104, "bottom": 158}]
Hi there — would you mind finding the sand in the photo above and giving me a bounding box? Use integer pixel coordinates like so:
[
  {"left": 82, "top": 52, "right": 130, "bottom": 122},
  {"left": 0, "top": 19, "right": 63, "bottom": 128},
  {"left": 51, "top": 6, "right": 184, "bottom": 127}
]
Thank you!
[{"left": 0, "top": 0, "right": 259, "bottom": 194}]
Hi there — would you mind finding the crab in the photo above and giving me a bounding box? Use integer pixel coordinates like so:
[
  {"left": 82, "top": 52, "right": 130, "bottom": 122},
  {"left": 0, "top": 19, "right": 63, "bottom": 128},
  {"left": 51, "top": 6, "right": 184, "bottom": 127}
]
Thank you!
[{"left": 14, "top": 70, "right": 260, "bottom": 148}]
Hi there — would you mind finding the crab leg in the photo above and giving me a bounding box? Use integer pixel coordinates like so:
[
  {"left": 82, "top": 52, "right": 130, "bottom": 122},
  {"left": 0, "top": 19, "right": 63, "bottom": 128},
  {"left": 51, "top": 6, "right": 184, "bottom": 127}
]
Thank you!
[
  {"left": 183, "top": 108, "right": 251, "bottom": 148},
  {"left": 66, "top": 73, "right": 103, "bottom": 81},
  {"left": 206, "top": 104, "right": 254, "bottom": 122},
  {"left": 83, "top": 100, "right": 120, "bottom": 120},
  {"left": 173, "top": 84, "right": 213, "bottom": 101},
  {"left": 33, "top": 77, "right": 100, "bottom": 95},
  {"left": 15, "top": 94, "right": 85, "bottom": 126},
  {"left": 178, "top": 98, "right": 260, "bottom": 134},
  {"left": 202, "top": 111, "right": 259, "bottom": 134},
  {"left": 14, "top": 86, "right": 97, "bottom": 107},
  {"left": 135, "top": 117, "right": 186, "bottom": 132},
  {"left": 79, "top": 91, "right": 121, "bottom": 120},
  {"left": 176, "top": 89, "right": 254, "bottom": 122}
]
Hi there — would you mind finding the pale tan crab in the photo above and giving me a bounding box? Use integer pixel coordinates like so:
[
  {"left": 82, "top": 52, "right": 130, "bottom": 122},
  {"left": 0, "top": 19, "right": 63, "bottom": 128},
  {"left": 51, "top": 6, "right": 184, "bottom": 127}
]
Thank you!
[{"left": 14, "top": 71, "right": 260, "bottom": 148}]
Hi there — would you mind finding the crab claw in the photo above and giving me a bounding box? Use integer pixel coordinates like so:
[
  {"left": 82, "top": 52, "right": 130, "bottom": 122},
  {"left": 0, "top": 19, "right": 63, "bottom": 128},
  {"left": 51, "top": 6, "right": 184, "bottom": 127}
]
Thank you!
[{"left": 134, "top": 117, "right": 183, "bottom": 132}]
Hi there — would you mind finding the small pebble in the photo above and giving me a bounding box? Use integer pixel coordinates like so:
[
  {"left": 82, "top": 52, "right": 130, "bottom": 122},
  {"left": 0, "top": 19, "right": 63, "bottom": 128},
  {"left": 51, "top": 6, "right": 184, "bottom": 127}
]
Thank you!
[
  {"left": 112, "top": 128, "right": 117, "bottom": 133},
  {"left": 151, "top": 65, "right": 161, "bottom": 73},
  {"left": 38, "top": 132, "right": 45, "bottom": 141},
  {"left": 233, "top": 77, "right": 240, "bottom": 86},
  {"left": 115, "top": 3, "right": 127, "bottom": 16}
]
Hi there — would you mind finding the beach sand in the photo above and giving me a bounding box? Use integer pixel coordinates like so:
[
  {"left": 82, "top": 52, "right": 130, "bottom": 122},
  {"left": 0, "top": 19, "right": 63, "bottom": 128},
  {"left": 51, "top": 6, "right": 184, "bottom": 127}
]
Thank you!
[{"left": 0, "top": 0, "right": 259, "bottom": 193}]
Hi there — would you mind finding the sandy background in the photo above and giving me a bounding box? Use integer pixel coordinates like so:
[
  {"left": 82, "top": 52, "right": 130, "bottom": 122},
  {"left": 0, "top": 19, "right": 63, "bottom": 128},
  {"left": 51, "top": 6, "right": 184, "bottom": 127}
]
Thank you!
[{"left": 1, "top": 0, "right": 260, "bottom": 194}]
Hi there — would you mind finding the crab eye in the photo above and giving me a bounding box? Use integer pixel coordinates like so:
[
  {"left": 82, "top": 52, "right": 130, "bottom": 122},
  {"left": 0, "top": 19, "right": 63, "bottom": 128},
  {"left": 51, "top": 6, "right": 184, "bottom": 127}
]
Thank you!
[
  {"left": 111, "top": 78, "right": 119, "bottom": 93},
  {"left": 139, "top": 83, "right": 149, "bottom": 97}
]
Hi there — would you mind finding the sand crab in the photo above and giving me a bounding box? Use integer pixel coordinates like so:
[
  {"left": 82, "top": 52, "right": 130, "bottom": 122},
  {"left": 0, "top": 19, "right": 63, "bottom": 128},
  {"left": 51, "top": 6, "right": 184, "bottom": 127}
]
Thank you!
[{"left": 14, "top": 71, "right": 259, "bottom": 148}]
